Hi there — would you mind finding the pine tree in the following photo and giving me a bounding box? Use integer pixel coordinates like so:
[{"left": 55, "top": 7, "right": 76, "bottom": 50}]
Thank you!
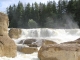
[
  {"left": 75, "top": 0, "right": 80, "bottom": 27},
  {"left": 24, "top": 3, "right": 31, "bottom": 28},
  {"left": 16, "top": 1, "right": 24, "bottom": 28},
  {"left": 34, "top": 2, "right": 39, "bottom": 23}
]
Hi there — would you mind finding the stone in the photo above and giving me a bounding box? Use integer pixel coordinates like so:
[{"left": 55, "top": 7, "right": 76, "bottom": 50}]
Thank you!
[
  {"left": 42, "top": 40, "right": 57, "bottom": 45},
  {"left": 74, "top": 38, "right": 80, "bottom": 44},
  {"left": 0, "top": 12, "right": 17, "bottom": 58},
  {"left": 38, "top": 44, "right": 80, "bottom": 60},
  {"left": 18, "top": 39, "right": 37, "bottom": 44},
  {"left": 0, "top": 12, "right": 9, "bottom": 36},
  {"left": 17, "top": 44, "right": 38, "bottom": 54},
  {"left": 18, "top": 39, "right": 41, "bottom": 47},
  {"left": 18, "top": 39, "right": 57, "bottom": 47},
  {"left": 27, "top": 44, "right": 38, "bottom": 47},
  {"left": 0, "top": 36, "right": 17, "bottom": 57},
  {"left": 61, "top": 41, "right": 77, "bottom": 44},
  {"left": 9, "top": 28, "right": 22, "bottom": 39}
]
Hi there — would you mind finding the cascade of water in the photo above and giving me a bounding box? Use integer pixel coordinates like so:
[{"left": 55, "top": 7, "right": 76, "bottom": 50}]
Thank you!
[
  {"left": 27, "top": 29, "right": 38, "bottom": 38},
  {"left": 14, "top": 28, "right": 80, "bottom": 44},
  {"left": 7, "top": 28, "right": 80, "bottom": 60},
  {"left": 40, "top": 28, "right": 53, "bottom": 37}
]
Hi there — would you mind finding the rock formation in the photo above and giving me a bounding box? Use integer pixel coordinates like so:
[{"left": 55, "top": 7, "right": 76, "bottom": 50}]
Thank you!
[
  {"left": 9, "top": 28, "right": 22, "bottom": 39},
  {"left": 18, "top": 39, "right": 57, "bottom": 47},
  {"left": 0, "top": 12, "right": 17, "bottom": 57},
  {"left": 18, "top": 39, "right": 38, "bottom": 47},
  {"left": 42, "top": 39, "right": 57, "bottom": 45},
  {"left": 38, "top": 44, "right": 80, "bottom": 60},
  {"left": 17, "top": 44, "right": 38, "bottom": 54},
  {"left": 0, "top": 12, "right": 9, "bottom": 36},
  {"left": 0, "top": 36, "right": 17, "bottom": 57}
]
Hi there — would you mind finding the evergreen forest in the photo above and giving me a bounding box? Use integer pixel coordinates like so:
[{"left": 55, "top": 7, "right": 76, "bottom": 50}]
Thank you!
[{"left": 6, "top": 0, "right": 80, "bottom": 28}]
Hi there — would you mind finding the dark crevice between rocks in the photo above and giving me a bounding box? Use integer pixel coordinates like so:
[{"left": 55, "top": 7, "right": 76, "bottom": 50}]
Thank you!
[
  {"left": 0, "top": 41, "right": 4, "bottom": 45},
  {"left": 0, "top": 35, "right": 3, "bottom": 36}
]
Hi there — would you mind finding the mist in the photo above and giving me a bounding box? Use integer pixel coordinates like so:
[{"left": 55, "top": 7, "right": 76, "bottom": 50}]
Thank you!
[
  {"left": 45, "top": 14, "right": 79, "bottom": 29},
  {"left": 64, "top": 15, "right": 79, "bottom": 29}
]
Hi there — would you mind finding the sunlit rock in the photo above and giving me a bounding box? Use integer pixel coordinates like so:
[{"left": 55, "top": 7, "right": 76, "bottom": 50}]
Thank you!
[
  {"left": 0, "top": 12, "right": 17, "bottom": 57},
  {"left": 74, "top": 38, "right": 80, "bottom": 44},
  {"left": 17, "top": 44, "right": 38, "bottom": 54},
  {"left": 9, "top": 28, "right": 22, "bottom": 39},
  {"left": 42, "top": 39, "right": 57, "bottom": 45},
  {"left": 38, "top": 44, "right": 80, "bottom": 60},
  {"left": 0, "top": 36, "right": 17, "bottom": 57},
  {"left": 61, "top": 41, "right": 77, "bottom": 44},
  {"left": 0, "top": 12, "right": 9, "bottom": 36}
]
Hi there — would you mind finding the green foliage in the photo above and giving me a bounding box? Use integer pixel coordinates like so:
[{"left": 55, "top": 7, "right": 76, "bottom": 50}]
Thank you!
[
  {"left": 28, "top": 19, "right": 38, "bottom": 28},
  {"left": 6, "top": 0, "right": 80, "bottom": 28},
  {"left": 45, "top": 17, "right": 54, "bottom": 28}
]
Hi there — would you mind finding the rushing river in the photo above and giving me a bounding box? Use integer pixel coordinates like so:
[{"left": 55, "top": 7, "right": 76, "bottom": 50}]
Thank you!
[{"left": 0, "top": 28, "right": 80, "bottom": 60}]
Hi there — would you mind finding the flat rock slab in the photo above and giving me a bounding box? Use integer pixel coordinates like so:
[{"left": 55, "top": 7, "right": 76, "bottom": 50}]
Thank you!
[{"left": 17, "top": 44, "right": 38, "bottom": 54}]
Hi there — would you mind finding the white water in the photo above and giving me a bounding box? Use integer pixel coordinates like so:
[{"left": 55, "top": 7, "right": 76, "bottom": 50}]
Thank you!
[
  {"left": 1, "top": 28, "right": 80, "bottom": 60},
  {"left": 14, "top": 28, "right": 80, "bottom": 44}
]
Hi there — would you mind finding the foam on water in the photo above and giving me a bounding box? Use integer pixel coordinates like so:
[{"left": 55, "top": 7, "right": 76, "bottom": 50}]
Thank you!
[
  {"left": 1, "top": 28, "right": 80, "bottom": 60},
  {"left": 0, "top": 52, "right": 39, "bottom": 60},
  {"left": 14, "top": 28, "right": 80, "bottom": 44}
]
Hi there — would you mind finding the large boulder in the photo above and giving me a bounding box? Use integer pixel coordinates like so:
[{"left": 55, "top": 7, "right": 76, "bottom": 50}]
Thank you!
[
  {"left": 0, "top": 36, "right": 17, "bottom": 57},
  {"left": 42, "top": 40, "right": 57, "bottom": 45},
  {"left": 17, "top": 44, "right": 38, "bottom": 54},
  {"left": 38, "top": 44, "right": 80, "bottom": 60},
  {"left": 18, "top": 39, "right": 37, "bottom": 44},
  {"left": 9, "top": 28, "right": 22, "bottom": 39},
  {"left": 27, "top": 44, "right": 38, "bottom": 47},
  {"left": 18, "top": 39, "right": 57, "bottom": 47},
  {"left": 0, "top": 12, "right": 17, "bottom": 57},
  {"left": 0, "top": 12, "right": 9, "bottom": 36},
  {"left": 18, "top": 39, "right": 39, "bottom": 47},
  {"left": 75, "top": 38, "right": 80, "bottom": 44}
]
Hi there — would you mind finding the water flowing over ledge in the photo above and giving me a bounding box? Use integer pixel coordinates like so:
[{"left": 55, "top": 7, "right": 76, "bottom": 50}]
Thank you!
[
  {"left": 1, "top": 28, "right": 80, "bottom": 60},
  {"left": 14, "top": 28, "right": 80, "bottom": 44}
]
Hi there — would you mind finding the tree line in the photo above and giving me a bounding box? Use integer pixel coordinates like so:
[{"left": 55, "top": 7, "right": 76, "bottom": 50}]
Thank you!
[{"left": 6, "top": 0, "right": 80, "bottom": 28}]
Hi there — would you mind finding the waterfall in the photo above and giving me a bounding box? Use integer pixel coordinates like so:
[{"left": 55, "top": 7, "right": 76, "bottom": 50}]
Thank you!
[
  {"left": 1, "top": 28, "right": 80, "bottom": 60},
  {"left": 16, "top": 28, "right": 80, "bottom": 44}
]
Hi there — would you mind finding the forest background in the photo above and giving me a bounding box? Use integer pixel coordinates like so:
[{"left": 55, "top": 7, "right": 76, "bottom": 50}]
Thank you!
[{"left": 6, "top": 0, "right": 80, "bottom": 29}]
